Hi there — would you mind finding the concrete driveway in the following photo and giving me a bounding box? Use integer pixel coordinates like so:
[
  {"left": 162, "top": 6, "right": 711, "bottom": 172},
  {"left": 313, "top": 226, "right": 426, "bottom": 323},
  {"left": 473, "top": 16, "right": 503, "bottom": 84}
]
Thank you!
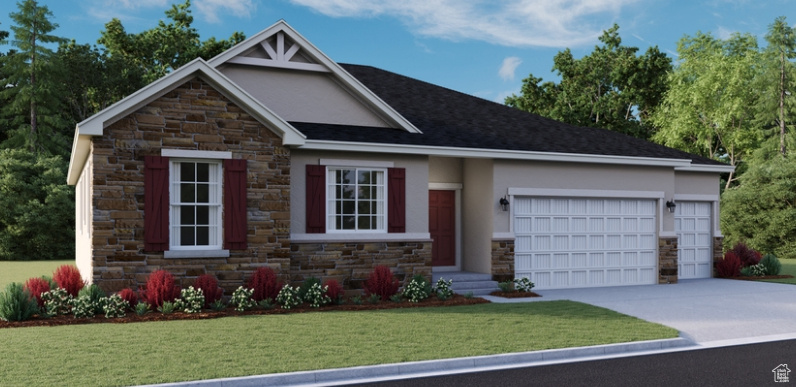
[{"left": 485, "top": 278, "right": 796, "bottom": 344}]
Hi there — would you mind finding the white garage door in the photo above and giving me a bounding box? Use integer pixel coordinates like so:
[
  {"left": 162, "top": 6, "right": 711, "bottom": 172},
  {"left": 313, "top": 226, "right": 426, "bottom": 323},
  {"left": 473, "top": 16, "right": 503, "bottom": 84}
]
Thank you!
[
  {"left": 675, "top": 202, "right": 713, "bottom": 279},
  {"left": 514, "top": 197, "right": 658, "bottom": 290}
]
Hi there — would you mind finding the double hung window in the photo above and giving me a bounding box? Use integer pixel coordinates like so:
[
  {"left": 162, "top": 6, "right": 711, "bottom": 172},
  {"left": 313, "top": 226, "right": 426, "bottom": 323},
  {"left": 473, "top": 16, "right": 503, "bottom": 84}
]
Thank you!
[
  {"left": 327, "top": 168, "right": 385, "bottom": 232},
  {"left": 170, "top": 160, "right": 223, "bottom": 249}
]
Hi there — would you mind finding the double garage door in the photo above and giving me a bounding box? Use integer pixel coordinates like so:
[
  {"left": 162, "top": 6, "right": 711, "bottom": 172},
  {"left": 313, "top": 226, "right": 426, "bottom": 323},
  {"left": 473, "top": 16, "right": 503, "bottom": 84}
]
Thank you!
[{"left": 514, "top": 197, "right": 712, "bottom": 290}]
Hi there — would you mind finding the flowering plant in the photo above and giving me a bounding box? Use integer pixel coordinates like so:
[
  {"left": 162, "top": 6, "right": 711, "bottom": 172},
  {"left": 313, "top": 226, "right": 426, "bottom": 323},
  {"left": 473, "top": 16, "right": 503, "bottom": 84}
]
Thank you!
[
  {"left": 176, "top": 286, "right": 205, "bottom": 314},
  {"left": 302, "top": 283, "right": 330, "bottom": 308},
  {"left": 513, "top": 277, "right": 535, "bottom": 292},
  {"left": 102, "top": 294, "right": 130, "bottom": 318},
  {"left": 403, "top": 276, "right": 430, "bottom": 303},
  {"left": 41, "top": 288, "right": 72, "bottom": 316},
  {"left": 432, "top": 278, "right": 454, "bottom": 301},
  {"left": 70, "top": 295, "right": 97, "bottom": 318},
  {"left": 276, "top": 284, "right": 301, "bottom": 309},
  {"left": 229, "top": 286, "right": 256, "bottom": 312}
]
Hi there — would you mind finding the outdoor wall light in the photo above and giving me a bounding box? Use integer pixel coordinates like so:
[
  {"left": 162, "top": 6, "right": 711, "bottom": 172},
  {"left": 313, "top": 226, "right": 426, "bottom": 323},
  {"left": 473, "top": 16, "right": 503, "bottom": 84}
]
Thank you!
[
  {"left": 499, "top": 196, "right": 510, "bottom": 212},
  {"left": 666, "top": 200, "right": 677, "bottom": 213}
]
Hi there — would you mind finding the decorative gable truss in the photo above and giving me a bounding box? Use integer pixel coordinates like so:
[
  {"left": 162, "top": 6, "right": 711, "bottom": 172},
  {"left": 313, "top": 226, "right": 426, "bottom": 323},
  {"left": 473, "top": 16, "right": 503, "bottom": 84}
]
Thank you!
[{"left": 226, "top": 31, "right": 329, "bottom": 73}]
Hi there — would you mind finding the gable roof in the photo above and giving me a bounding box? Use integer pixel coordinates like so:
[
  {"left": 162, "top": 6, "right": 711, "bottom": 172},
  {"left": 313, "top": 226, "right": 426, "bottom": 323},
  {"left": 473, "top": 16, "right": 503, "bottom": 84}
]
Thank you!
[
  {"left": 294, "top": 64, "right": 732, "bottom": 172},
  {"left": 67, "top": 58, "right": 306, "bottom": 185}
]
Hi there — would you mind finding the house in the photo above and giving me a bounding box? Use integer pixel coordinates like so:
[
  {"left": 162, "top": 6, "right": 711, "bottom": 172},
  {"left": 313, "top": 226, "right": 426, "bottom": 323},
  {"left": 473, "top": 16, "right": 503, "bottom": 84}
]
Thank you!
[{"left": 67, "top": 21, "right": 733, "bottom": 294}]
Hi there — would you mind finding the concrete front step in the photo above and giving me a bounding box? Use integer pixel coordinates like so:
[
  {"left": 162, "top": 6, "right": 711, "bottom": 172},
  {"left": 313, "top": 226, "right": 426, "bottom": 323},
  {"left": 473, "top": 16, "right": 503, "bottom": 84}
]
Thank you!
[{"left": 432, "top": 271, "right": 499, "bottom": 296}]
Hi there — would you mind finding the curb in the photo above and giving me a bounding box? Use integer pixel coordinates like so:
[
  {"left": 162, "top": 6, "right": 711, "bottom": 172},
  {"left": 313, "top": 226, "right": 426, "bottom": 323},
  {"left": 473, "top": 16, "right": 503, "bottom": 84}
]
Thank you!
[{"left": 147, "top": 337, "right": 694, "bottom": 387}]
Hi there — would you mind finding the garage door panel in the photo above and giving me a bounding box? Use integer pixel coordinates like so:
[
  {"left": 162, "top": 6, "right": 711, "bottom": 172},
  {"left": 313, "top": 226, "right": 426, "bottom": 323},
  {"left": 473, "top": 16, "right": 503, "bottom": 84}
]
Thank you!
[
  {"left": 675, "top": 202, "right": 713, "bottom": 279},
  {"left": 515, "top": 197, "right": 658, "bottom": 290}
]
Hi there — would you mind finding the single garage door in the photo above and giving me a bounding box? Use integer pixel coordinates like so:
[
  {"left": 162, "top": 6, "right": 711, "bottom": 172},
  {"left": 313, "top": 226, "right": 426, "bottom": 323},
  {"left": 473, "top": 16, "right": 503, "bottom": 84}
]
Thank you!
[
  {"left": 514, "top": 197, "right": 658, "bottom": 290},
  {"left": 675, "top": 202, "right": 713, "bottom": 279}
]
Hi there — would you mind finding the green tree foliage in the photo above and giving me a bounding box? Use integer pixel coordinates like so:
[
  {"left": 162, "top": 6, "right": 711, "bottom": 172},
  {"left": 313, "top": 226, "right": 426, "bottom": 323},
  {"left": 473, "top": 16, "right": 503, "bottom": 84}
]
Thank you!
[
  {"left": 98, "top": 0, "right": 245, "bottom": 84},
  {"left": 0, "top": 0, "right": 68, "bottom": 155},
  {"left": 721, "top": 155, "right": 796, "bottom": 259},
  {"left": 0, "top": 149, "right": 74, "bottom": 260},
  {"left": 505, "top": 24, "right": 672, "bottom": 139},
  {"left": 652, "top": 32, "right": 762, "bottom": 189}
]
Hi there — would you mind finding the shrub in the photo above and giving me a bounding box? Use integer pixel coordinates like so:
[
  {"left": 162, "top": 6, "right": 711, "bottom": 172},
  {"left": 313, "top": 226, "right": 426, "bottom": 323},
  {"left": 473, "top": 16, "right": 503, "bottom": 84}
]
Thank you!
[
  {"left": 210, "top": 299, "right": 226, "bottom": 311},
  {"left": 276, "top": 284, "right": 301, "bottom": 309},
  {"left": 363, "top": 265, "right": 400, "bottom": 301},
  {"left": 433, "top": 278, "right": 454, "bottom": 301},
  {"left": 41, "top": 288, "right": 72, "bottom": 316},
  {"left": 134, "top": 302, "right": 150, "bottom": 316},
  {"left": 729, "top": 242, "right": 762, "bottom": 268},
  {"left": 350, "top": 295, "right": 363, "bottom": 305},
  {"left": 157, "top": 301, "right": 176, "bottom": 314},
  {"left": 760, "top": 254, "right": 782, "bottom": 276},
  {"left": 118, "top": 288, "right": 138, "bottom": 309},
  {"left": 498, "top": 281, "right": 514, "bottom": 292},
  {"left": 176, "top": 286, "right": 205, "bottom": 314},
  {"left": 0, "top": 283, "right": 39, "bottom": 321},
  {"left": 302, "top": 283, "right": 330, "bottom": 308},
  {"left": 78, "top": 284, "right": 107, "bottom": 315},
  {"left": 102, "top": 294, "right": 129, "bottom": 318},
  {"left": 716, "top": 251, "right": 742, "bottom": 278},
  {"left": 53, "top": 265, "right": 84, "bottom": 297},
  {"left": 258, "top": 298, "right": 275, "bottom": 310},
  {"left": 70, "top": 295, "right": 97, "bottom": 318},
  {"left": 194, "top": 274, "right": 223, "bottom": 308},
  {"left": 24, "top": 277, "right": 52, "bottom": 307},
  {"left": 514, "top": 277, "right": 535, "bottom": 292},
  {"left": 367, "top": 293, "right": 381, "bottom": 304},
  {"left": 297, "top": 277, "right": 321, "bottom": 301},
  {"left": 248, "top": 267, "right": 282, "bottom": 302},
  {"left": 229, "top": 286, "right": 255, "bottom": 312},
  {"left": 323, "top": 279, "right": 344, "bottom": 304},
  {"left": 403, "top": 275, "right": 431, "bottom": 303},
  {"left": 390, "top": 294, "right": 403, "bottom": 302},
  {"left": 140, "top": 270, "right": 180, "bottom": 308}
]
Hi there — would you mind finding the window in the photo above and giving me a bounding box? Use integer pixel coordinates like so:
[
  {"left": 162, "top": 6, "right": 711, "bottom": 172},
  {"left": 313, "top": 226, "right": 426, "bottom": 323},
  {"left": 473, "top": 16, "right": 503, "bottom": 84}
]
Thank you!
[
  {"left": 327, "top": 168, "right": 385, "bottom": 231},
  {"left": 170, "top": 160, "right": 222, "bottom": 249}
]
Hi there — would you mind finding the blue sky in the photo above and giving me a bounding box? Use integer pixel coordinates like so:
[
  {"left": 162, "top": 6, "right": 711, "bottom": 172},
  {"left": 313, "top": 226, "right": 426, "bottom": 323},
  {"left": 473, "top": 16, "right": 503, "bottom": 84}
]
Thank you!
[{"left": 1, "top": 0, "right": 794, "bottom": 103}]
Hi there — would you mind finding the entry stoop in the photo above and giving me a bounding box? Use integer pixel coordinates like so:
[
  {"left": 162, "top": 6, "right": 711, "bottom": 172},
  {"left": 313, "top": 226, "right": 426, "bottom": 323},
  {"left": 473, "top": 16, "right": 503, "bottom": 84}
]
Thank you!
[{"left": 432, "top": 272, "right": 499, "bottom": 296}]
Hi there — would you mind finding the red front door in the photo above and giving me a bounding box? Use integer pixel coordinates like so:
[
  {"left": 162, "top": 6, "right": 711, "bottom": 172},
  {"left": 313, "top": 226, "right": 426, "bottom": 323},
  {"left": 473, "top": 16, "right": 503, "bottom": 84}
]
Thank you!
[{"left": 429, "top": 190, "right": 456, "bottom": 266}]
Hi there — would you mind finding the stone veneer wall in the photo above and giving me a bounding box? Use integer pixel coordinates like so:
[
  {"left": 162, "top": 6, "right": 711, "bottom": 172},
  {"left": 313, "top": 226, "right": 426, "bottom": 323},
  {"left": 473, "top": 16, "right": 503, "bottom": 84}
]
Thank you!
[
  {"left": 712, "top": 236, "right": 724, "bottom": 276},
  {"left": 289, "top": 241, "right": 432, "bottom": 290},
  {"left": 491, "top": 239, "right": 515, "bottom": 283},
  {"left": 658, "top": 237, "right": 678, "bottom": 284},
  {"left": 90, "top": 78, "right": 291, "bottom": 294}
]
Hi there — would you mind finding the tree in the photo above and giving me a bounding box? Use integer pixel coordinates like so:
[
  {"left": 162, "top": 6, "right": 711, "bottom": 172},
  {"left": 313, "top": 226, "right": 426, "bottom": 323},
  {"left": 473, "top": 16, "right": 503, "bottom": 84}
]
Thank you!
[
  {"left": 652, "top": 32, "right": 762, "bottom": 189},
  {"left": 505, "top": 24, "right": 672, "bottom": 139},
  {"left": 98, "top": 0, "right": 245, "bottom": 84},
  {"left": 0, "top": 149, "right": 74, "bottom": 260},
  {"left": 0, "top": 0, "right": 67, "bottom": 154},
  {"left": 755, "top": 16, "right": 796, "bottom": 157}
]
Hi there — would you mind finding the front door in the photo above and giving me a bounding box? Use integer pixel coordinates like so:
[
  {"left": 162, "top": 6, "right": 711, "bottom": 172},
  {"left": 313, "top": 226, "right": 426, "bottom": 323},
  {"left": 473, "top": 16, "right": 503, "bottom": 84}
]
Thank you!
[{"left": 429, "top": 190, "right": 456, "bottom": 266}]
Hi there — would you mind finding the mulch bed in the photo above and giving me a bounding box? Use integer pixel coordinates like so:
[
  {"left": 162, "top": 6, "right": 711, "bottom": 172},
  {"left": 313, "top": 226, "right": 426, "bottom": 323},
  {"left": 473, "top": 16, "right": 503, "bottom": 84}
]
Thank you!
[
  {"left": 0, "top": 294, "right": 489, "bottom": 329},
  {"left": 488, "top": 291, "right": 542, "bottom": 298},
  {"left": 725, "top": 274, "right": 794, "bottom": 281}
]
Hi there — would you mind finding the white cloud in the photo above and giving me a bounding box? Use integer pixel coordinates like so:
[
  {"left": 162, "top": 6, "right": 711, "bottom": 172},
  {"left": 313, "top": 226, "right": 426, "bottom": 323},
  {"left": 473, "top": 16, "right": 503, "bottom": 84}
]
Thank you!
[
  {"left": 498, "top": 56, "right": 522, "bottom": 81},
  {"left": 194, "top": 0, "right": 255, "bottom": 24},
  {"left": 716, "top": 26, "right": 735, "bottom": 40},
  {"left": 289, "top": 0, "right": 637, "bottom": 47}
]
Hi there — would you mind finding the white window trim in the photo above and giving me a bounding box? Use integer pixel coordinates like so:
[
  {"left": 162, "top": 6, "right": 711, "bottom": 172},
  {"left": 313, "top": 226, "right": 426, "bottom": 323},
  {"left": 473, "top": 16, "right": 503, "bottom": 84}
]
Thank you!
[
  {"left": 326, "top": 166, "right": 388, "bottom": 233},
  {"left": 320, "top": 159, "right": 393, "bottom": 168},
  {"left": 166, "top": 158, "right": 227, "bottom": 256},
  {"left": 162, "top": 149, "right": 231, "bottom": 159}
]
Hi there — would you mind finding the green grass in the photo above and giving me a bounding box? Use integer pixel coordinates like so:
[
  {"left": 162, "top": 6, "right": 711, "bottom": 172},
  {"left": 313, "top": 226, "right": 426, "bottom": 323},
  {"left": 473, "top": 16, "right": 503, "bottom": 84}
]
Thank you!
[
  {"left": 761, "top": 258, "right": 796, "bottom": 285},
  {"left": 0, "top": 301, "right": 677, "bottom": 386},
  {"left": 0, "top": 260, "right": 73, "bottom": 289}
]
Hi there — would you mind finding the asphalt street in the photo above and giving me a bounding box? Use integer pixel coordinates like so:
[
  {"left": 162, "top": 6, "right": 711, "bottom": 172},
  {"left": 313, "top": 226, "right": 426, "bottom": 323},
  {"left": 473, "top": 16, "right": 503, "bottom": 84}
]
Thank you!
[{"left": 351, "top": 339, "right": 796, "bottom": 387}]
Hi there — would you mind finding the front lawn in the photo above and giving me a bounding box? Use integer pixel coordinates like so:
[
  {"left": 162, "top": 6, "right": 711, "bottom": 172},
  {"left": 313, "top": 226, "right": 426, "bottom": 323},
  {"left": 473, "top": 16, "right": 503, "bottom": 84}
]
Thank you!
[
  {"left": 0, "top": 301, "right": 677, "bottom": 386},
  {"left": 0, "top": 260, "right": 72, "bottom": 289},
  {"left": 761, "top": 259, "right": 796, "bottom": 285}
]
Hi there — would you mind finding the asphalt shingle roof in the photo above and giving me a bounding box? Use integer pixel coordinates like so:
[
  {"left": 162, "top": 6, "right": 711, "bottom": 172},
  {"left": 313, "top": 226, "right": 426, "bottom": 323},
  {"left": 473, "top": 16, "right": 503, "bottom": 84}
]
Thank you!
[{"left": 292, "top": 64, "right": 723, "bottom": 166}]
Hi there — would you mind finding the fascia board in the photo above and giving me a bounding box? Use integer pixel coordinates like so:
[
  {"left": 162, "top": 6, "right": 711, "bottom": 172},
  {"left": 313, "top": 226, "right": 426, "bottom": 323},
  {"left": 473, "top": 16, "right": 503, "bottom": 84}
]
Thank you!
[
  {"left": 300, "top": 140, "right": 695, "bottom": 168},
  {"left": 675, "top": 164, "right": 735, "bottom": 173},
  {"left": 67, "top": 133, "right": 91, "bottom": 185},
  {"left": 208, "top": 20, "right": 421, "bottom": 135}
]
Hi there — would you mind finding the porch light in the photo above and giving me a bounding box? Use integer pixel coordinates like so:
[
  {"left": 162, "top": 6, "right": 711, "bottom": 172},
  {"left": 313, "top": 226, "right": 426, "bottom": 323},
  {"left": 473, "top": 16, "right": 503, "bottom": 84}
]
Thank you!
[
  {"left": 499, "top": 196, "right": 510, "bottom": 212},
  {"left": 666, "top": 200, "right": 677, "bottom": 213}
]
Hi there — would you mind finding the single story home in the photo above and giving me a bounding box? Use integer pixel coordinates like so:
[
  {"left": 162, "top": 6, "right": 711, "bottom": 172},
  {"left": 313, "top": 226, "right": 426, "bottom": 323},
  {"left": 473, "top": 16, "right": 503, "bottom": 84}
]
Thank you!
[{"left": 67, "top": 21, "right": 733, "bottom": 294}]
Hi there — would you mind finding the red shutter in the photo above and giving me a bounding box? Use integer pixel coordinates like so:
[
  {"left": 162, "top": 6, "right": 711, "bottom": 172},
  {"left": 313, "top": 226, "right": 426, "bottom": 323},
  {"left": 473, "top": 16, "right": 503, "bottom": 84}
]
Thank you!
[
  {"left": 224, "top": 159, "right": 248, "bottom": 250},
  {"left": 388, "top": 168, "right": 406, "bottom": 233},
  {"left": 144, "top": 156, "right": 169, "bottom": 251},
  {"left": 306, "top": 164, "right": 326, "bottom": 233}
]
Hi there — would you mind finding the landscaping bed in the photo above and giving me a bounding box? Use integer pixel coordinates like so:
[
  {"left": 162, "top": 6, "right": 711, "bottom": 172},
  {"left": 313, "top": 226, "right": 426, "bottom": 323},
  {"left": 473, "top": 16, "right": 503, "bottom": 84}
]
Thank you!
[
  {"left": 726, "top": 274, "right": 794, "bottom": 281},
  {"left": 489, "top": 290, "right": 542, "bottom": 298}
]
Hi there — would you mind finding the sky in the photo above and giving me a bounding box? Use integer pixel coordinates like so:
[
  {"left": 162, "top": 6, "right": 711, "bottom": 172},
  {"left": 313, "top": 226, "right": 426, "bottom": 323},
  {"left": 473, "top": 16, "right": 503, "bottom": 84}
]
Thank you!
[{"left": 0, "top": 0, "right": 794, "bottom": 103}]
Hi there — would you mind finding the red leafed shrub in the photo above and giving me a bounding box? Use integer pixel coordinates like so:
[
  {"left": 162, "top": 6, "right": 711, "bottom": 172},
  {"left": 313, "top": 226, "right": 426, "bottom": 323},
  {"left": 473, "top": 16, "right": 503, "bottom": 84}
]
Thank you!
[
  {"left": 248, "top": 267, "right": 282, "bottom": 302},
  {"left": 53, "top": 265, "right": 85, "bottom": 297},
  {"left": 729, "top": 242, "right": 762, "bottom": 267},
  {"left": 139, "top": 270, "right": 180, "bottom": 308},
  {"left": 194, "top": 274, "right": 223, "bottom": 308},
  {"left": 364, "top": 265, "right": 400, "bottom": 301},
  {"left": 118, "top": 288, "right": 138, "bottom": 308},
  {"left": 716, "top": 251, "right": 742, "bottom": 278},
  {"left": 323, "top": 279, "right": 344, "bottom": 303},
  {"left": 24, "top": 277, "right": 52, "bottom": 307}
]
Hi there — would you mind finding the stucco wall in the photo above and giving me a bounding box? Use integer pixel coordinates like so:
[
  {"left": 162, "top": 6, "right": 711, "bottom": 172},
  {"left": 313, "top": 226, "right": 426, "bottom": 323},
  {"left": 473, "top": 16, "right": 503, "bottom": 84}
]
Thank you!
[
  {"left": 462, "top": 158, "right": 494, "bottom": 273},
  {"left": 674, "top": 171, "right": 720, "bottom": 196},
  {"left": 219, "top": 65, "right": 390, "bottom": 128},
  {"left": 290, "top": 149, "right": 429, "bottom": 237},
  {"left": 429, "top": 156, "right": 463, "bottom": 184},
  {"left": 75, "top": 157, "right": 93, "bottom": 284}
]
